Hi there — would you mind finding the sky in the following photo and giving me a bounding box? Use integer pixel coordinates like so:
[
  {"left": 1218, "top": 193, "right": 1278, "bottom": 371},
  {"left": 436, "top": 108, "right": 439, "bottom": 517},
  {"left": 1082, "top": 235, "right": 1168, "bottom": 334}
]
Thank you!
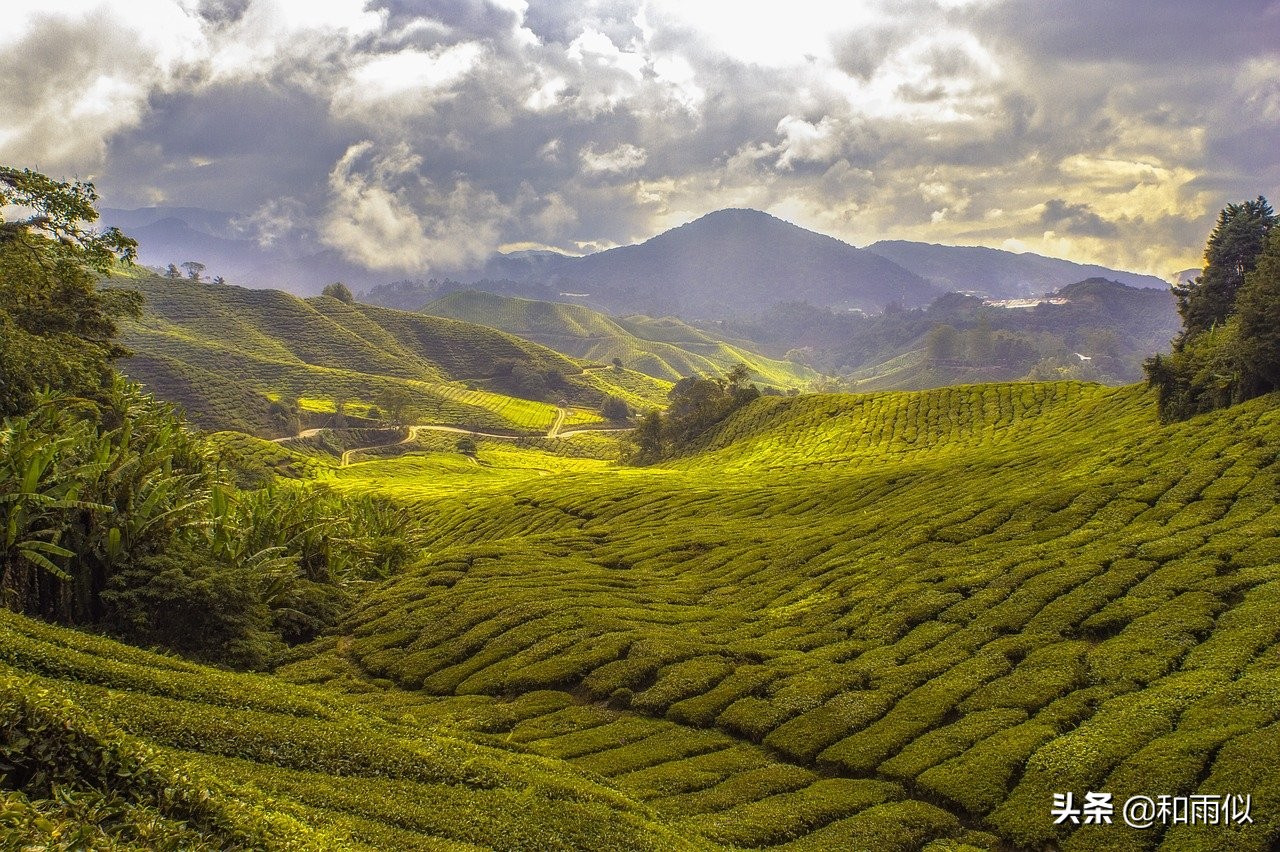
[{"left": 3, "top": 0, "right": 1279, "bottom": 279}]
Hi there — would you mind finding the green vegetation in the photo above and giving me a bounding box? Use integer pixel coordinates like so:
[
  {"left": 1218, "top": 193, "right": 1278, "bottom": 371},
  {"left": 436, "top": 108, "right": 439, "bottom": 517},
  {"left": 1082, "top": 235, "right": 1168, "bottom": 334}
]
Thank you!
[
  {"left": 425, "top": 290, "right": 817, "bottom": 389},
  {"left": 0, "top": 167, "right": 140, "bottom": 416},
  {"left": 114, "top": 277, "right": 659, "bottom": 437},
  {"left": 1147, "top": 197, "right": 1279, "bottom": 420},
  {"left": 299, "top": 379, "right": 1280, "bottom": 850},
  {"left": 5, "top": 164, "right": 1280, "bottom": 848},
  {"left": 625, "top": 364, "right": 760, "bottom": 463}
]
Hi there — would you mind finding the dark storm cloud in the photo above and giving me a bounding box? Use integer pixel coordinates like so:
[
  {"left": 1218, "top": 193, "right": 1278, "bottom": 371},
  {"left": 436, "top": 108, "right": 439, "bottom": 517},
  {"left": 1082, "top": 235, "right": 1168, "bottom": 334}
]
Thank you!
[
  {"left": 969, "top": 0, "right": 1280, "bottom": 65},
  {"left": 1040, "top": 199, "right": 1119, "bottom": 238},
  {"left": 101, "top": 81, "right": 353, "bottom": 212}
]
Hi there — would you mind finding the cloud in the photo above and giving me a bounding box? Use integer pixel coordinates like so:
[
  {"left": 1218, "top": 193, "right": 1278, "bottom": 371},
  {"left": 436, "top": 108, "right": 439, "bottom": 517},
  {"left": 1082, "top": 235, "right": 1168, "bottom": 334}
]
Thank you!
[
  {"left": 321, "top": 140, "right": 509, "bottom": 272},
  {"left": 580, "top": 143, "right": 647, "bottom": 174},
  {"left": 2, "top": 0, "right": 1276, "bottom": 281},
  {"left": 0, "top": 2, "right": 205, "bottom": 170},
  {"left": 1039, "top": 198, "right": 1118, "bottom": 238}
]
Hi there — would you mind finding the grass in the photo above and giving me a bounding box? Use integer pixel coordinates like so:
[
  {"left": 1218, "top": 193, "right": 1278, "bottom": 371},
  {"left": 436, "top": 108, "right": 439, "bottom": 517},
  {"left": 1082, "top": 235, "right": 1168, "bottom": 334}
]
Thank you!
[{"left": 7, "top": 375, "right": 1280, "bottom": 848}]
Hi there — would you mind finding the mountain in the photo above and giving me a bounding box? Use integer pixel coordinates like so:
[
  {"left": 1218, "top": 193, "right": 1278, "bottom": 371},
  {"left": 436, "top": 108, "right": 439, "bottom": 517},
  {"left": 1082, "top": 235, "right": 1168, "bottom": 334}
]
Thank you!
[
  {"left": 867, "top": 239, "right": 1170, "bottom": 298},
  {"left": 478, "top": 209, "right": 939, "bottom": 318},
  {"left": 424, "top": 289, "right": 819, "bottom": 387}
]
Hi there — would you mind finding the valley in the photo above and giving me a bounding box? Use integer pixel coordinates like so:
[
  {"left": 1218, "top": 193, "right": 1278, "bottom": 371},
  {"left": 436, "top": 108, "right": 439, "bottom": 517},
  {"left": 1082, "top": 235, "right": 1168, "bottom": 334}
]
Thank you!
[{"left": 3, "top": 168, "right": 1278, "bottom": 851}]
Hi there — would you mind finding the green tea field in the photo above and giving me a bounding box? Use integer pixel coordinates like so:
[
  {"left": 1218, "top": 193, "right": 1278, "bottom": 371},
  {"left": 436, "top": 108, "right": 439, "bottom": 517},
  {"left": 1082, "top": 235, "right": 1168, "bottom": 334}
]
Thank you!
[
  {"left": 113, "top": 277, "right": 669, "bottom": 436},
  {"left": 4, "top": 376, "right": 1278, "bottom": 850}
]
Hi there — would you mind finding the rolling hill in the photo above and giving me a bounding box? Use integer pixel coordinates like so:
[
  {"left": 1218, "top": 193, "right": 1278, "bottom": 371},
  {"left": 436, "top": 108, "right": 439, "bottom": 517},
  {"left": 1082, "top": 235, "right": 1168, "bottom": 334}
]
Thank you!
[
  {"left": 297, "top": 381, "right": 1280, "bottom": 850},
  {"left": 114, "top": 276, "right": 670, "bottom": 436},
  {"left": 423, "top": 290, "right": 819, "bottom": 387},
  {"left": 9, "top": 378, "right": 1279, "bottom": 849}
]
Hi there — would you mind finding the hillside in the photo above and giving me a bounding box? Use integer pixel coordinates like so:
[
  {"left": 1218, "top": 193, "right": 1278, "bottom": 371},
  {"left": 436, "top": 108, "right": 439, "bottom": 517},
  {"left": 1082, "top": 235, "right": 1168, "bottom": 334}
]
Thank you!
[
  {"left": 867, "top": 240, "right": 1170, "bottom": 297},
  {"left": 277, "top": 381, "right": 1280, "bottom": 850},
  {"left": 475, "top": 209, "right": 939, "bottom": 318},
  {"left": 722, "top": 279, "right": 1179, "bottom": 388},
  {"left": 0, "top": 610, "right": 691, "bottom": 850},
  {"left": 4, "top": 377, "right": 1279, "bottom": 848},
  {"left": 424, "top": 290, "right": 819, "bottom": 387},
  {"left": 114, "top": 276, "right": 669, "bottom": 436}
]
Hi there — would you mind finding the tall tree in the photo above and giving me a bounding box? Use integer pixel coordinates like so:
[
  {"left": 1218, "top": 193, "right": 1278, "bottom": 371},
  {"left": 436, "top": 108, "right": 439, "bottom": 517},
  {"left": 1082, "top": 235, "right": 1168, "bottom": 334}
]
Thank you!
[
  {"left": 0, "top": 167, "right": 140, "bottom": 416},
  {"left": 322, "top": 281, "right": 354, "bottom": 303},
  {"left": 1173, "top": 197, "right": 1276, "bottom": 341},
  {"left": 1146, "top": 195, "right": 1279, "bottom": 420},
  {"left": 1233, "top": 228, "right": 1280, "bottom": 400},
  {"left": 181, "top": 261, "right": 205, "bottom": 281}
]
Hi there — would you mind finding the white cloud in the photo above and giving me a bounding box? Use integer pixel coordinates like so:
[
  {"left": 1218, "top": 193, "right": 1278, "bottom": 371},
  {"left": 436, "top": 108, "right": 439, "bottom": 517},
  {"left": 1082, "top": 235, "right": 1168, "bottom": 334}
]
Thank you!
[
  {"left": 645, "top": 0, "right": 884, "bottom": 67},
  {"left": 0, "top": 1, "right": 206, "bottom": 169},
  {"left": 332, "top": 43, "right": 485, "bottom": 120},
  {"left": 206, "top": 0, "right": 386, "bottom": 81},
  {"left": 581, "top": 143, "right": 648, "bottom": 174},
  {"left": 321, "top": 141, "right": 508, "bottom": 272},
  {"left": 775, "top": 115, "right": 845, "bottom": 170}
]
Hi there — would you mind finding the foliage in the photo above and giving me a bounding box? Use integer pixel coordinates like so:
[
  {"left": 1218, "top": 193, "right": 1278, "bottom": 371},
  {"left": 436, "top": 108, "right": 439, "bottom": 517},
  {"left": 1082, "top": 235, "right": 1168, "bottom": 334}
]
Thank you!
[
  {"left": 601, "top": 395, "right": 630, "bottom": 421},
  {"left": 1173, "top": 197, "right": 1277, "bottom": 338},
  {"left": 1146, "top": 197, "right": 1279, "bottom": 420},
  {"left": 320, "top": 281, "right": 354, "bottom": 303},
  {"left": 0, "top": 379, "right": 430, "bottom": 666},
  {"left": 0, "top": 167, "right": 142, "bottom": 417},
  {"left": 624, "top": 364, "right": 760, "bottom": 463}
]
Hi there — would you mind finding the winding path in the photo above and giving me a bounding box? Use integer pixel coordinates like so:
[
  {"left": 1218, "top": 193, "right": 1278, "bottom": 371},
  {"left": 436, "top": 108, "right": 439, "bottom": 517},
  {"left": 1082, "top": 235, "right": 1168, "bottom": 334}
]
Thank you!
[{"left": 274, "top": 407, "right": 633, "bottom": 467}]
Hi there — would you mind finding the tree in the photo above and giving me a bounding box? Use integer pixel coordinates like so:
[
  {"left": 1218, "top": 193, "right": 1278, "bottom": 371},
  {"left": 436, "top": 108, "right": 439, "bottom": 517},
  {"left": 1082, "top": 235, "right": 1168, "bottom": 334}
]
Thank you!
[
  {"left": 456, "top": 436, "right": 477, "bottom": 456},
  {"left": 966, "top": 316, "right": 995, "bottom": 364},
  {"left": 1233, "top": 228, "right": 1280, "bottom": 400},
  {"left": 625, "top": 363, "right": 760, "bottom": 464},
  {"left": 165, "top": 263, "right": 182, "bottom": 280},
  {"left": 0, "top": 166, "right": 141, "bottom": 416},
  {"left": 1145, "top": 196, "right": 1279, "bottom": 420},
  {"left": 322, "top": 281, "right": 354, "bottom": 303},
  {"left": 627, "top": 411, "right": 665, "bottom": 464},
  {"left": 212, "top": 275, "right": 226, "bottom": 286},
  {"left": 1173, "top": 197, "right": 1276, "bottom": 340},
  {"left": 375, "top": 387, "right": 414, "bottom": 425},
  {"left": 612, "top": 357, "right": 624, "bottom": 370},
  {"left": 181, "top": 261, "right": 205, "bottom": 281},
  {"left": 925, "top": 324, "right": 959, "bottom": 364},
  {"left": 601, "top": 395, "right": 630, "bottom": 421}
]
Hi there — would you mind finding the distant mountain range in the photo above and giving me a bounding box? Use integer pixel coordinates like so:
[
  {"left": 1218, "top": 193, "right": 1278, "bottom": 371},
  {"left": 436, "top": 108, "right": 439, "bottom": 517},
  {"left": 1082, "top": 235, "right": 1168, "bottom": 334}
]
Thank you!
[
  {"left": 866, "top": 240, "right": 1169, "bottom": 297},
  {"left": 470, "top": 209, "right": 938, "bottom": 318},
  {"left": 102, "top": 205, "right": 1175, "bottom": 319}
]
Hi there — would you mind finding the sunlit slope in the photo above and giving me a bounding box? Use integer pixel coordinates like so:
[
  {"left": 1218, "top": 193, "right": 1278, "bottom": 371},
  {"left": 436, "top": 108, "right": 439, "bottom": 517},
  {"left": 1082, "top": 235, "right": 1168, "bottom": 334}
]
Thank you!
[
  {"left": 0, "top": 610, "right": 698, "bottom": 850},
  {"left": 115, "top": 277, "right": 623, "bottom": 435},
  {"left": 425, "top": 290, "right": 818, "bottom": 388},
  {"left": 304, "top": 382, "right": 1280, "bottom": 850}
]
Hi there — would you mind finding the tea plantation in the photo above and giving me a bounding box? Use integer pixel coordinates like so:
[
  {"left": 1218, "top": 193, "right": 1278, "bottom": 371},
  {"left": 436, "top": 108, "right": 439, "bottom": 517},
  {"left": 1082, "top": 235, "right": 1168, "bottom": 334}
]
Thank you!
[
  {"left": 291, "top": 381, "right": 1280, "bottom": 850},
  {"left": 424, "top": 290, "right": 818, "bottom": 389},
  {"left": 113, "top": 276, "right": 670, "bottom": 436},
  {"left": 4, "top": 379, "right": 1278, "bottom": 849}
]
